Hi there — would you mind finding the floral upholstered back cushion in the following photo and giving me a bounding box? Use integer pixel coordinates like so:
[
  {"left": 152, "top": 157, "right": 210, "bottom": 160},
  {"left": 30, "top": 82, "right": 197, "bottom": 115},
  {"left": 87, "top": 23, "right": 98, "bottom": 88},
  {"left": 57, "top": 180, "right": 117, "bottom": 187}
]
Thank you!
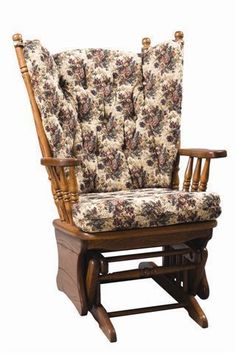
[{"left": 23, "top": 39, "right": 184, "bottom": 193}]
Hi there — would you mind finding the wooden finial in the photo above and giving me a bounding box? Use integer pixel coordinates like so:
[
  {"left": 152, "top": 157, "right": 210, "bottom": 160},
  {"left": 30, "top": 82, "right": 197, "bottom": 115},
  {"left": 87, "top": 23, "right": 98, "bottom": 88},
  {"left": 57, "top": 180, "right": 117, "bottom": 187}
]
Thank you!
[
  {"left": 12, "top": 33, "right": 23, "bottom": 46},
  {"left": 174, "top": 31, "right": 184, "bottom": 41},
  {"left": 142, "top": 37, "right": 151, "bottom": 50}
]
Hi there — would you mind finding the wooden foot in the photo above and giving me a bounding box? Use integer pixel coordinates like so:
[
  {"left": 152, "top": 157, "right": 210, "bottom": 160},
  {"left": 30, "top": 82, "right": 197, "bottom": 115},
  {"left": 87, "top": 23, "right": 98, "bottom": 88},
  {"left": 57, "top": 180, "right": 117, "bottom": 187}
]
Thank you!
[
  {"left": 139, "top": 261, "right": 208, "bottom": 328},
  {"left": 185, "top": 295, "right": 208, "bottom": 328},
  {"left": 55, "top": 229, "right": 88, "bottom": 316},
  {"left": 86, "top": 253, "right": 117, "bottom": 342},
  {"left": 91, "top": 305, "right": 117, "bottom": 342}
]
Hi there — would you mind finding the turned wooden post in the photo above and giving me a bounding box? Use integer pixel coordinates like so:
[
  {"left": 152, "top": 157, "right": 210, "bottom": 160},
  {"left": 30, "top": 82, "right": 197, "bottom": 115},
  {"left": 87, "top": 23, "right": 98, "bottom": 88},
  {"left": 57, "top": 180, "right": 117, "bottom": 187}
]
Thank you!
[
  {"left": 175, "top": 31, "right": 184, "bottom": 41},
  {"left": 199, "top": 158, "right": 210, "bottom": 192},
  {"left": 48, "top": 167, "right": 66, "bottom": 221},
  {"left": 59, "top": 168, "right": 73, "bottom": 224},
  {"left": 191, "top": 158, "right": 202, "bottom": 191},
  {"left": 69, "top": 166, "right": 79, "bottom": 204},
  {"left": 183, "top": 157, "right": 193, "bottom": 191},
  {"left": 12, "top": 33, "right": 51, "bottom": 157},
  {"left": 142, "top": 37, "right": 151, "bottom": 50}
]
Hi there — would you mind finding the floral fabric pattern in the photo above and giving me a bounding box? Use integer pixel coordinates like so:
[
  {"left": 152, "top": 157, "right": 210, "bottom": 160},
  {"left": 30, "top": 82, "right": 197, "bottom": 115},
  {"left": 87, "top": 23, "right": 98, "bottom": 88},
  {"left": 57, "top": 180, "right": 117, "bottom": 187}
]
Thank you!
[
  {"left": 72, "top": 188, "right": 221, "bottom": 233},
  {"left": 23, "top": 39, "right": 222, "bottom": 234},
  {"left": 23, "top": 39, "right": 183, "bottom": 193}
]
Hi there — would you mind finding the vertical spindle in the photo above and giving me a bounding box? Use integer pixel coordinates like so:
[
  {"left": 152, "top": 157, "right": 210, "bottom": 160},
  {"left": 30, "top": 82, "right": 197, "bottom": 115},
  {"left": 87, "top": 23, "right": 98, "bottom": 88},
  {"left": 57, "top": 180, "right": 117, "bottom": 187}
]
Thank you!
[
  {"left": 199, "top": 158, "right": 210, "bottom": 192},
  {"left": 191, "top": 158, "right": 202, "bottom": 191},
  {"left": 183, "top": 157, "right": 193, "bottom": 191}
]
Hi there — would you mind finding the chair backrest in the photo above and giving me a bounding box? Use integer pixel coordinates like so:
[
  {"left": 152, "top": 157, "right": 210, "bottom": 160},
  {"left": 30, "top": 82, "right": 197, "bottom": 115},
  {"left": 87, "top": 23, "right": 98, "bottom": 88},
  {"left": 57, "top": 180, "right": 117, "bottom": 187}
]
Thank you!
[{"left": 14, "top": 33, "right": 184, "bottom": 194}]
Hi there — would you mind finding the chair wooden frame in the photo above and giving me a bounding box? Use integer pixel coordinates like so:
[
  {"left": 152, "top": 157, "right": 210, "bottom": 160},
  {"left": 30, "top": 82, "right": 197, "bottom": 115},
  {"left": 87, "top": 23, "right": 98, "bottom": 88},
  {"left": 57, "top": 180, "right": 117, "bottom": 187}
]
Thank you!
[{"left": 13, "top": 32, "right": 227, "bottom": 342}]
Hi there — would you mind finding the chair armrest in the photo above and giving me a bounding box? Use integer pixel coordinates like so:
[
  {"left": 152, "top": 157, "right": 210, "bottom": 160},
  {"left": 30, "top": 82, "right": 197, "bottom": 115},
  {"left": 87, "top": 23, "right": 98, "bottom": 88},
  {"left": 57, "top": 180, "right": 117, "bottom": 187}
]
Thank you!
[
  {"left": 41, "top": 157, "right": 79, "bottom": 167},
  {"left": 40, "top": 157, "right": 79, "bottom": 225},
  {"left": 172, "top": 148, "right": 227, "bottom": 192},
  {"left": 179, "top": 148, "right": 227, "bottom": 159}
]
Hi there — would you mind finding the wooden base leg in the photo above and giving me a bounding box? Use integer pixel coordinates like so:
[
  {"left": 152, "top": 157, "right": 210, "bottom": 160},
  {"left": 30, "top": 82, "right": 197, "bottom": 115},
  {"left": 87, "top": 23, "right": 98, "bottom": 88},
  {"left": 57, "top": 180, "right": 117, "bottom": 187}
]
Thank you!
[
  {"left": 91, "top": 305, "right": 117, "bottom": 342},
  {"left": 55, "top": 229, "right": 88, "bottom": 316},
  {"left": 189, "top": 248, "right": 208, "bottom": 296},
  {"left": 86, "top": 255, "right": 117, "bottom": 342},
  {"left": 163, "top": 244, "right": 210, "bottom": 299},
  {"left": 196, "top": 270, "right": 210, "bottom": 299},
  {"left": 184, "top": 295, "right": 208, "bottom": 328},
  {"left": 139, "top": 261, "right": 208, "bottom": 328}
]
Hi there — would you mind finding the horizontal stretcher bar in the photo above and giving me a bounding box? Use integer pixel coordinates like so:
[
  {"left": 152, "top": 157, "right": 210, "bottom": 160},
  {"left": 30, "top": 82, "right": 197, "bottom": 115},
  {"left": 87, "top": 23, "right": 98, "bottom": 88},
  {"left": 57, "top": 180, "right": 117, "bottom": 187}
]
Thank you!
[
  {"left": 108, "top": 302, "right": 184, "bottom": 318},
  {"left": 99, "top": 264, "right": 196, "bottom": 284},
  {"left": 103, "top": 248, "right": 191, "bottom": 263}
]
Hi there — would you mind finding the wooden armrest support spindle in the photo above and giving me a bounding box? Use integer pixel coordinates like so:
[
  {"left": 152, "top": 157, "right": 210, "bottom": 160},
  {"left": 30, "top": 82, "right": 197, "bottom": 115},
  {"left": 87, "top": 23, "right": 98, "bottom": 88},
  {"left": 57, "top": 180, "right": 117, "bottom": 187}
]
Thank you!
[
  {"left": 178, "top": 148, "right": 227, "bottom": 192},
  {"left": 40, "top": 158, "right": 79, "bottom": 224}
]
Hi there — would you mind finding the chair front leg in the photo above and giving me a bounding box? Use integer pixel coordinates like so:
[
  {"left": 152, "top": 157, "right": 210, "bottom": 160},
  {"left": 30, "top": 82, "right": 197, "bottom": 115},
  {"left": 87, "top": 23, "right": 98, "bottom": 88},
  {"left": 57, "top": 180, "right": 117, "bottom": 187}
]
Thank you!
[
  {"left": 188, "top": 248, "right": 208, "bottom": 296},
  {"left": 139, "top": 261, "right": 208, "bottom": 328},
  {"left": 186, "top": 239, "right": 211, "bottom": 299},
  {"left": 163, "top": 237, "right": 211, "bottom": 299},
  {"left": 86, "top": 253, "right": 117, "bottom": 343}
]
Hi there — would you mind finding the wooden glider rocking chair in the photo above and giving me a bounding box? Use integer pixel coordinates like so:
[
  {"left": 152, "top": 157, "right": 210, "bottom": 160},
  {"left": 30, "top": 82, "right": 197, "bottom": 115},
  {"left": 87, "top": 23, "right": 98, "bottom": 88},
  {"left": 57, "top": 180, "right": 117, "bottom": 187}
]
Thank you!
[{"left": 13, "top": 31, "right": 226, "bottom": 342}]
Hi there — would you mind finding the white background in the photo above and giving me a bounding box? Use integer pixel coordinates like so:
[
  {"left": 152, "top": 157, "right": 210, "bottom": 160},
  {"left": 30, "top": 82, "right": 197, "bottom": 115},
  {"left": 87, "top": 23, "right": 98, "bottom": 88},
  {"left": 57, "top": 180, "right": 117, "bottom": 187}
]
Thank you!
[{"left": 0, "top": 0, "right": 235, "bottom": 353}]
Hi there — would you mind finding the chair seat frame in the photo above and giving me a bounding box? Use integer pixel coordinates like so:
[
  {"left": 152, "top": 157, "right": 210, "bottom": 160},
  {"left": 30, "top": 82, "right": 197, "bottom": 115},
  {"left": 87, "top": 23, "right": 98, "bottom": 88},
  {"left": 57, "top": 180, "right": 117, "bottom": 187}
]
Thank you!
[{"left": 13, "top": 32, "right": 227, "bottom": 342}]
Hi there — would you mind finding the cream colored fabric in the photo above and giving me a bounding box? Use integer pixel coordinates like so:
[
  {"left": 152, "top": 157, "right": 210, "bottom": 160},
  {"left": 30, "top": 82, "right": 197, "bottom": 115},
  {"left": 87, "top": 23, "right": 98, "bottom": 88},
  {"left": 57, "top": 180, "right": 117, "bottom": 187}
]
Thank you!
[
  {"left": 24, "top": 39, "right": 183, "bottom": 193},
  {"left": 72, "top": 188, "right": 221, "bottom": 232}
]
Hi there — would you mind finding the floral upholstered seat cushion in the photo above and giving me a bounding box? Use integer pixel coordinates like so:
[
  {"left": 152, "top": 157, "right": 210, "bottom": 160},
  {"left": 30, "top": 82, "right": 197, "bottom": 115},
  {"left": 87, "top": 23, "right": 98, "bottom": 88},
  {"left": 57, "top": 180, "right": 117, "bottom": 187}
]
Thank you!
[
  {"left": 72, "top": 189, "right": 221, "bottom": 233},
  {"left": 24, "top": 39, "right": 183, "bottom": 193}
]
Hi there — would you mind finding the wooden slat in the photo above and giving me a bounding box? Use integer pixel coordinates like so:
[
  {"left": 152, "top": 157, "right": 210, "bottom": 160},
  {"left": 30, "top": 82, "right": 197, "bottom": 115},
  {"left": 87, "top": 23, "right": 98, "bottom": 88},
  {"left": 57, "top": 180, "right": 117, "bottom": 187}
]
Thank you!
[
  {"left": 100, "top": 264, "right": 197, "bottom": 284},
  {"left": 104, "top": 248, "right": 191, "bottom": 263},
  {"left": 108, "top": 303, "right": 184, "bottom": 318}
]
